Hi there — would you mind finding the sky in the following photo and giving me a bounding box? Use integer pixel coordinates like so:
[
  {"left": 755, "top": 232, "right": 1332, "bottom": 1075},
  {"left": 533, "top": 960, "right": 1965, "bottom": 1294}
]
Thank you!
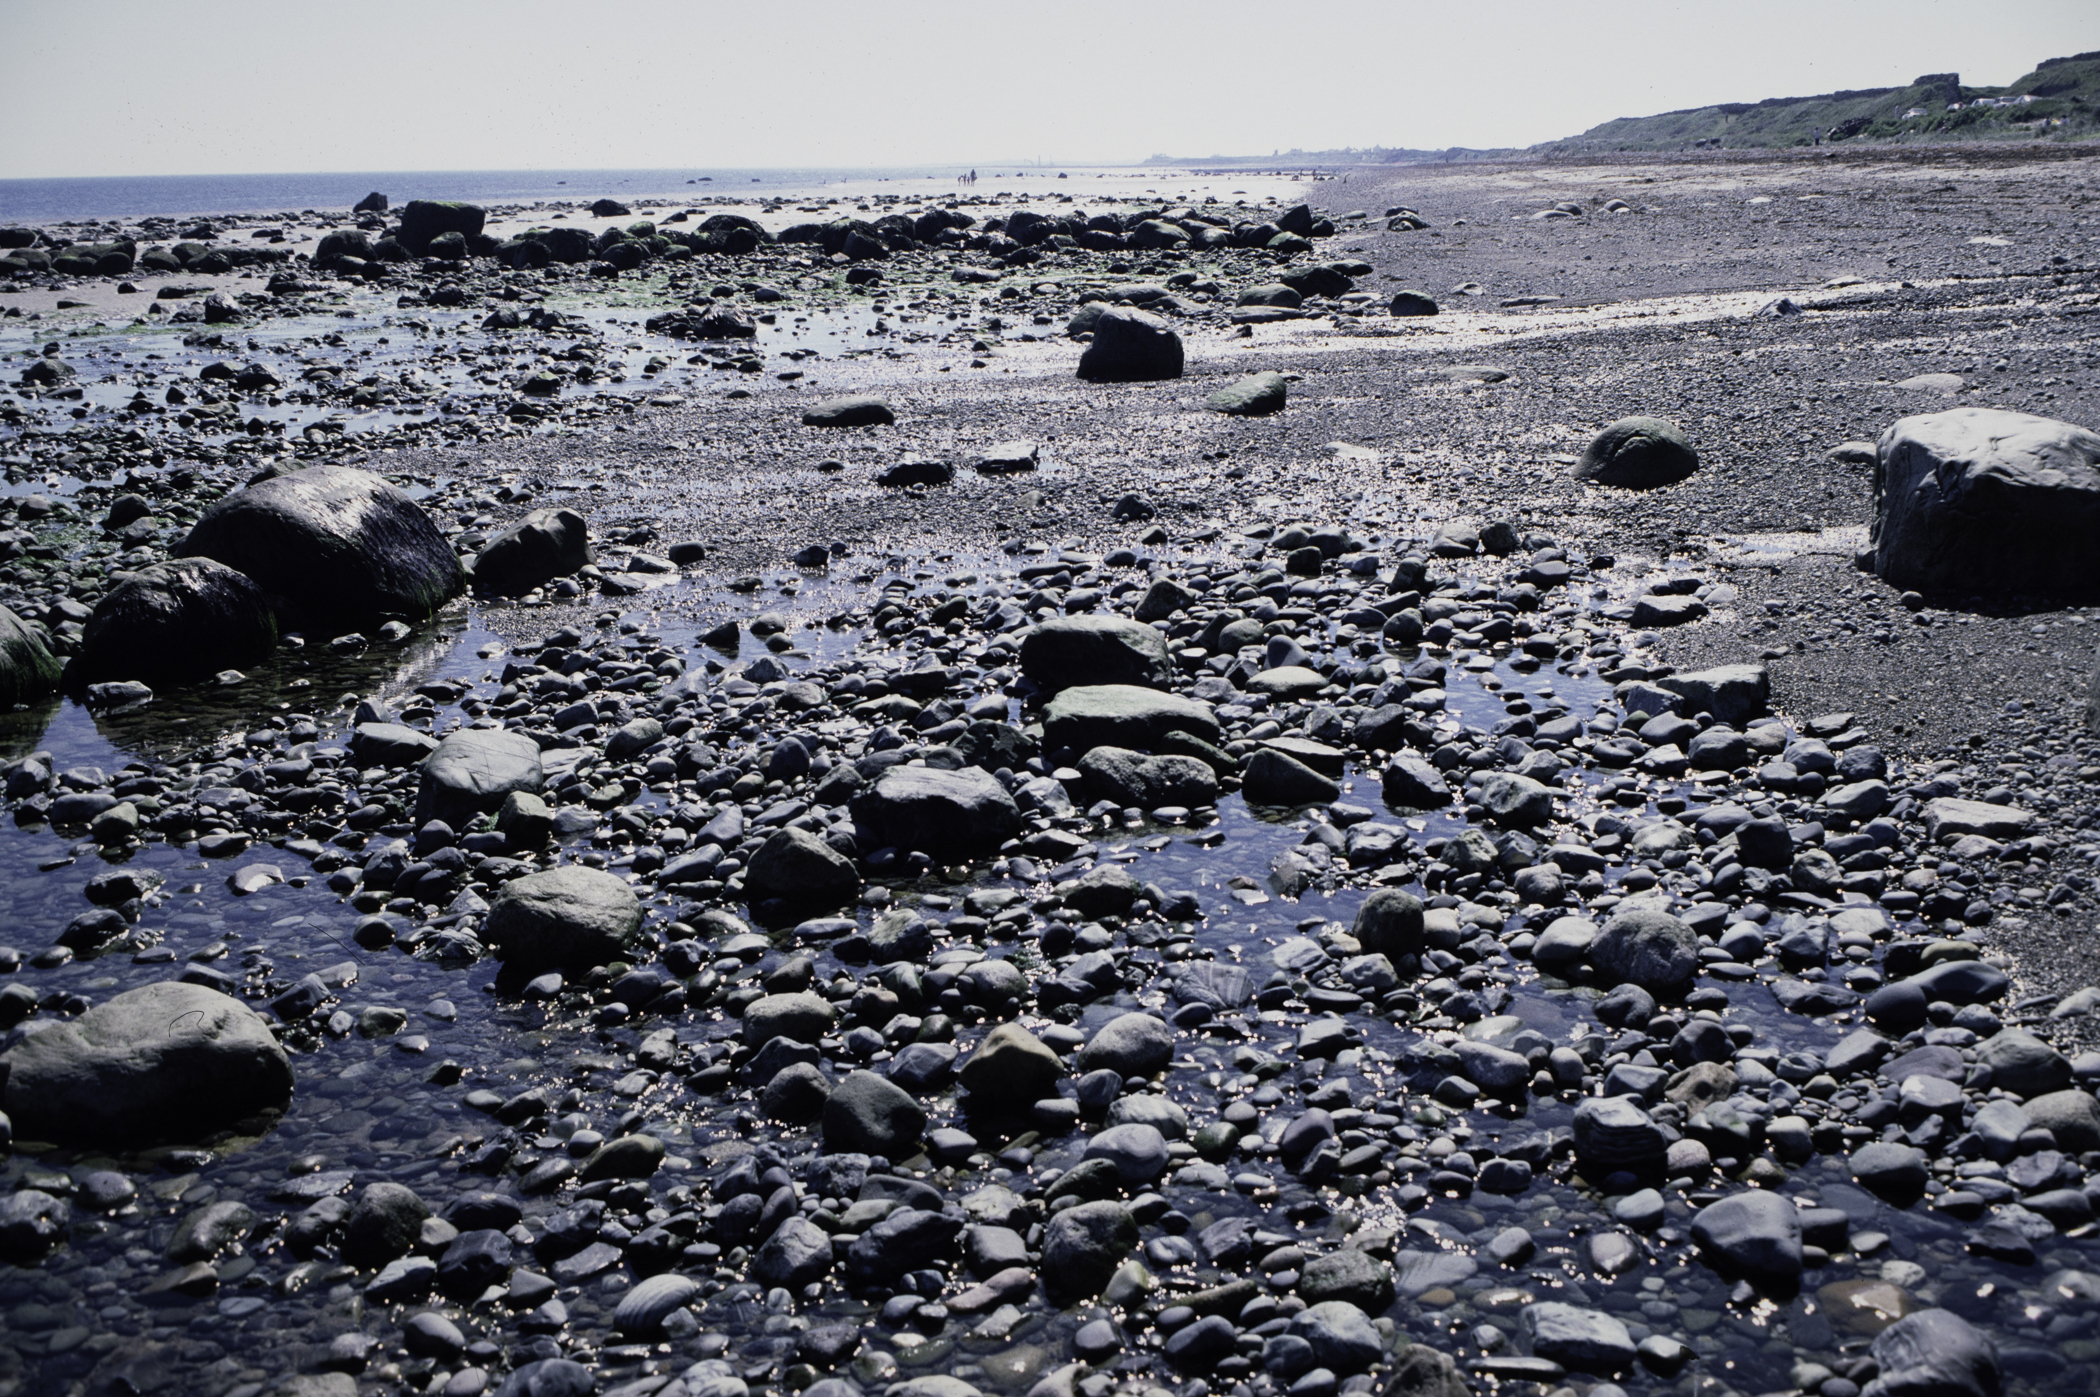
[{"left": 0, "top": 0, "right": 2092, "bottom": 178}]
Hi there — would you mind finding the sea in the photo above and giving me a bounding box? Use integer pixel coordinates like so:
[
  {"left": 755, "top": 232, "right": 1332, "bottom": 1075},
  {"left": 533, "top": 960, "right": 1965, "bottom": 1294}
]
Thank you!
[{"left": 0, "top": 165, "right": 1309, "bottom": 226}]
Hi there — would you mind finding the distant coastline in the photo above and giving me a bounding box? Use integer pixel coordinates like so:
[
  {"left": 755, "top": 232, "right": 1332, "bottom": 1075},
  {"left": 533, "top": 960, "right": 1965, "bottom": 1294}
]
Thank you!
[{"left": 0, "top": 165, "right": 1170, "bottom": 225}]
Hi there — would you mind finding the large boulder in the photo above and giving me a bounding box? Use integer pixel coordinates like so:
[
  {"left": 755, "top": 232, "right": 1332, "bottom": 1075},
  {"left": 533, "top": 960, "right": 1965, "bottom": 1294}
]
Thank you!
[
  {"left": 471, "top": 509, "right": 592, "bottom": 596},
  {"left": 1864, "top": 1308, "right": 2000, "bottom": 1397},
  {"left": 415, "top": 729, "right": 544, "bottom": 826},
  {"left": 484, "top": 867, "right": 640, "bottom": 974},
  {"left": 0, "top": 603, "right": 59, "bottom": 706},
  {"left": 396, "top": 200, "right": 486, "bottom": 255},
  {"left": 746, "top": 826, "right": 859, "bottom": 911},
  {"left": 1872, "top": 408, "right": 2100, "bottom": 597},
  {"left": 174, "top": 466, "right": 463, "bottom": 627},
  {"left": 0, "top": 982, "right": 293, "bottom": 1147},
  {"left": 850, "top": 766, "right": 1021, "bottom": 861},
  {"left": 1589, "top": 907, "right": 1698, "bottom": 995},
  {"left": 1020, "top": 616, "right": 1174, "bottom": 692},
  {"left": 1573, "top": 417, "right": 1699, "bottom": 489},
  {"left": 1076, "top": 307, "right": 1184, "bottom": 382},
  {"left": 1042, "top": 685, "right": 1221, "bottom": 754},
  {"left": 66, "top": 558, "right": 276, "bottom": 688}
]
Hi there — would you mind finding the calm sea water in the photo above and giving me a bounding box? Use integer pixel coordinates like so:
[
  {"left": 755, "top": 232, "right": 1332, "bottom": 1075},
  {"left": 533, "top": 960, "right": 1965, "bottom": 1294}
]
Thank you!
[{"left": 0, "top": 165, "right": 1296, "bottom": 225}]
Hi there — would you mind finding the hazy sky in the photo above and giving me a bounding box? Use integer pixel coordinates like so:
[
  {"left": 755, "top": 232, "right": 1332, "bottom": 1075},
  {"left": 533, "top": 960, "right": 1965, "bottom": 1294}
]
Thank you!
[{"left": 2, "top": 0, "right": 2092, "bottom": 178}]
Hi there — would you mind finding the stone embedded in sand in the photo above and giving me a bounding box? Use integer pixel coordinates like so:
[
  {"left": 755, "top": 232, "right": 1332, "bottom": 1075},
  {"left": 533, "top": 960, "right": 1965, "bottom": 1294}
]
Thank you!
[
  {"left": 471, "top": 508, "right": 592, "bottom": 596},
  {"left": 1206, "top": 372, "right": 1287, "bottom": 416},
  {"left": 175, "top": 465, "right": 463, "bottom": 628},
  {"left": 0, "top": 982, "right": 293, "bottom": 1148},
  {"left": 1388, "top": 290, "right": 1439, "bottom": 316},
  {"left": 1872, "top": 407, "right": 2100, "bottom": 597},
  {"left": 801, "top": 395, "right": 895, "bottom": 427},
  {"left": 1076, "top": 307, "right": 1184, "bottom": 382},
  {"left": 1575, "top": 416, "right": 1700, "bottom": 489}
]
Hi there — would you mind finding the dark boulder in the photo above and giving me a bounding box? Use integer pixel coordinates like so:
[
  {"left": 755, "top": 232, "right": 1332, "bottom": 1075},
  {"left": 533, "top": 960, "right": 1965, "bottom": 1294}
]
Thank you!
[
  {"left": 174, "top": 465, "right": 463, "bottom": 627},
  {"left": 396, "top": 201, "right": 486, "bottom": 255},
  {"left": 0, "top": 604, "right": 60, "bottom": 706},
  {"left": 1574, "top": 417, "right": 1700, "bottom": 489},
  {"left": 1077, "top": 308, "right": 1184, "bottom": 382},
  {"left": 471, "top": 509, "right": 592, "bottom": 595},
  {"left": 1872, "top": 407, "right": 2100, "bottom": 598},
  {"left": 67, "top": 558, "right": 275, "bottom": 689}
]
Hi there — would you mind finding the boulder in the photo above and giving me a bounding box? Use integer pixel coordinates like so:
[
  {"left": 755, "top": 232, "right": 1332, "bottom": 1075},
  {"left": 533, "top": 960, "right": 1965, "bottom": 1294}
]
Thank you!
[
  {"left": 1084, "top": 1123, "right": 1169, "bottom": 1183},
  {"left": 850, "top": 766, "right": 1021, "bottom": 861},
  {"left": 0, "top": 982, "right": 292, "bottom": 1147},
  {"left": 1041, "top": 1201, "right": 1139, "bottom": 1297},
  {"left": 396, "top": 200, "right": 486, "bottom": 255},
  {"left": 1658, "top": 664, "right": 1769, "bottom": 724},
  {"left": 1574, "top": 417, "right": 1699, "bottom": 489},
  {"left": 1572, "top": 1096, "right": 1667, "bottom": 1173},
  {"left": 801, "top": 395, "right": 895, "bottom": 427},
  {"left": 1298, "top": 1248, "right": 1396, "bottom": 1311},
  {"left": 1352, "top": 889, "right": 1424, "bottom": 957},
  {"left": 822, "top": 1070, "right": 926, "bottom": 1155},
  {"left": 1076, "top": 307, "right": 1184, "bottom": 382},
  {"left": 1287, "top": 1301, "right": 1383, "bottom": 1374},
  {"left": 1690, "top": 1191, "right": 1802, "bottom": 1285},
  {"left": 67, "top": 558, "right": 276, "bottom": 688},
  {"left": 746, "top": 826, "right": 859, "bottom": 910},
  {"left": 472, "top": 508, "right": 592, "bottom": 595},
  {"left": 0, "top": 1190, "right": 68, "bottom": 1265},
  {"left": 341, "top": 1182, "right": 430, "bottom": 1266},
  {"left": 1075, "top": 1012, "right": 1173, "bottom": 1078},
  {"left": 1241, "top": 748, "right": 1339, "bottom": 806},
  {"left": 1850, "top": 1142, "right": 1930, "bottom": 1201},
  {"left": 1477, "top": 773, "right": 1554, "bottom": 826},
  {"left": 484, "top": 867, "right": 640, "bottom": 973},
  {"left": 1522, "top": 1302, "right": 1636, "bottom": 1373},
  {"left": 1388, "top": 291, "right": 1439, "bottom": 316},
  {"left": 1042, "top": 685, "right": 1221, "bottom": 753},
  {"left": 0, "top": 603, "right": 59, "bottom": 706},
  {"left": 958, "top": 1023, "right": 1065, "bottom": 1103},
  {"left": 1206, "top": 372, "right": 1287, "bottom": 416},
  {"left": 174, "top": 466, "right": 463, "bottom": 627},
  {"left": 1078, "top": 746, "right": 1218, "bottom": 809},
  {"left": 1864, "top": 1308, "right": 2001, "bottom": 1397},
  {"left": 743, "top": 991, "right": 836, "bottom": 1047},
  {"left": 1020, "top": 616, "right": 1175, "bottom": 692},
  {"left": 752, "top": 1216, "right": 834, "bottom": 1289},
  {"left": 2023, "top": 1089, "right": 2100, "bottom": 1153},
  {"left": 1590, "top": 908, "right": 1698, "bottom": 994},
  {"left": 415, "top": 728, "right": 544, "bottom": 827},
  {"left": 1976, "top": 1028, "right": 2071, "bottom": 1098},
  {"left": 1872, "top": 407, "right": 2100, "bottom": 597}
]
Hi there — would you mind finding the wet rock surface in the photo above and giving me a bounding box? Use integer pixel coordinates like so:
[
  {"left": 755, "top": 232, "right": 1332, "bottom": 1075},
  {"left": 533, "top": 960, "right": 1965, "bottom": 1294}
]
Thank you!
[{"left": 0, "top": 154, "right": 2099, "bottom": 1397}]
